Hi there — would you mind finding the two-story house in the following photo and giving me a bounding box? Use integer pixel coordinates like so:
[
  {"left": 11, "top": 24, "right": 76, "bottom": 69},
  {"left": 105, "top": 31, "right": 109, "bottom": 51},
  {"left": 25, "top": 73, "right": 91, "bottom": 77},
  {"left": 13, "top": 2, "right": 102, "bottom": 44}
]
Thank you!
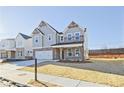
[
  {"left": 32, "top": 21, "right": 60, "bottom": 60},
  {"left": 0, "top": 38, "right": 16, "bottom": 59},
  {"left": 16, "top": 33, "right": 33, "bottom": 59},
  {"left": 52, "top": 21, "right": 88, "bottom": 61},
  {"left": 32, "top": 21, "right": 88, "bottom": 61}
]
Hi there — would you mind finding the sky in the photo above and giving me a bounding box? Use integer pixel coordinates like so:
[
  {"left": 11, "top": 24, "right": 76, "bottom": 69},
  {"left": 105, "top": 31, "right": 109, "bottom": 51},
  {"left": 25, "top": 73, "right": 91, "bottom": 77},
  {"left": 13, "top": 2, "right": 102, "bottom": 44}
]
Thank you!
[{"left": 0, "top": 6, "right": 124, "bottom": 49}]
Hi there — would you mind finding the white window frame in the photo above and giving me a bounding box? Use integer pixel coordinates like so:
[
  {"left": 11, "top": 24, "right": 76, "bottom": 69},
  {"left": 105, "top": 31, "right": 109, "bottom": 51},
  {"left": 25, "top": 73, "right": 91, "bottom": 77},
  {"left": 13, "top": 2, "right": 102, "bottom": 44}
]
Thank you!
[
  {"left": 67, "top": 33, "right": 72, "bottom": 41},
  {"left": 74, "top": 32, "right": 80, "bottom": 41},
  {"left": 75, "top": 48, "right": 80, "bottom": 57},
  {"left": 60, "top": 35, "right": 64, "bottom": 42},
  {"left": 33, "top": 35, "right": 40, "bottom": 47},
  {"left": 67, "top": 49, "right": 73, "bottom": 57},
  {"left": 18, "top": 51, "right": 23, "bottom": 57},
  {"left": 48, "top": 34, "right": 52, "bottom": 41}
]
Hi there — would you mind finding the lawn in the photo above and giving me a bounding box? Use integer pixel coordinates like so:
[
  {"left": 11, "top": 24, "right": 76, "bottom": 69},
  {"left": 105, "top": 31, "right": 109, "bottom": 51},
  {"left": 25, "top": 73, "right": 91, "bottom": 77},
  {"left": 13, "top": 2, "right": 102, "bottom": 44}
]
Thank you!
[
  {"left": 90, "top": 58, "right": 124, "bottom": 62},
  {"left": 20, "top": 64, "right": 124, "bottom": 87}
]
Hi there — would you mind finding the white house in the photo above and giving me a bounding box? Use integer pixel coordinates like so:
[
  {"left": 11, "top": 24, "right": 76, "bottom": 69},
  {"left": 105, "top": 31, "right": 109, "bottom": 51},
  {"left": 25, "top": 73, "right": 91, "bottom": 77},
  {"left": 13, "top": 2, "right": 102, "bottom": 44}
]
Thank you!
[
  {"left": 0, "top": 38, "right": 16, "bottom": 59},
  {"left": 16, "top": 33, "right": 33, "bottom": 59},
  {"left": 32, "top": 21, "right": 60, "bottom": 60}
]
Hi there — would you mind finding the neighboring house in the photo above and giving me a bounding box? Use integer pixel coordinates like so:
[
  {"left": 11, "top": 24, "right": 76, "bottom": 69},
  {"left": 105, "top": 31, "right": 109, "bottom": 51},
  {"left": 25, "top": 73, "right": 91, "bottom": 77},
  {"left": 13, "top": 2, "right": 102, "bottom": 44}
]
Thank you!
[
  {"left": 0, "top": 38, "right": 16, "bottom": 59},
  {"left": 52, "top": 21, "right": 88, "bottom": 61},
  {"left": 32, "top": 21, "right": 60, "bottom": 60},
  {"left": 16, "top": 33, "right": 33, "bottom": 59}
]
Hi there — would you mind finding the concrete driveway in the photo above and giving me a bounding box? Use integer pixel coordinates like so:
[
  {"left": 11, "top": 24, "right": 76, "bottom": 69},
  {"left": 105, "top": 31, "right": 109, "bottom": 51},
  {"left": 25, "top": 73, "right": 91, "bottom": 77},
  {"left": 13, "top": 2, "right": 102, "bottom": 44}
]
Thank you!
[{"left": 0, "top": 59, "right": 55, "bottom": 70}]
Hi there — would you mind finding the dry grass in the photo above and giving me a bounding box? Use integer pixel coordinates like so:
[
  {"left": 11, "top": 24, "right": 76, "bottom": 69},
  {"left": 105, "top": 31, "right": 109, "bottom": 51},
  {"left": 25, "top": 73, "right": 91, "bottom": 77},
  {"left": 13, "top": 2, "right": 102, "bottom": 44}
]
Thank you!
[
  {"left": 28, "top": 79, "right": 61, "bottom": 87},
  {"left": 21, "top": 64, "right": 124, "bottom": 87},
  {"left": 90, "top": 58, "right": 124, "bottom": 61}
]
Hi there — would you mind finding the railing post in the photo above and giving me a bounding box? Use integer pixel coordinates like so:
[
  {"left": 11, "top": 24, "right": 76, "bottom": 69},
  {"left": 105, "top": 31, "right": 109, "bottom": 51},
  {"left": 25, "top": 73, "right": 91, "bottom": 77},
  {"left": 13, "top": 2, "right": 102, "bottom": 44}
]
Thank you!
[{"left": 35, "top": 58, "right": 37, "bottom": 81}]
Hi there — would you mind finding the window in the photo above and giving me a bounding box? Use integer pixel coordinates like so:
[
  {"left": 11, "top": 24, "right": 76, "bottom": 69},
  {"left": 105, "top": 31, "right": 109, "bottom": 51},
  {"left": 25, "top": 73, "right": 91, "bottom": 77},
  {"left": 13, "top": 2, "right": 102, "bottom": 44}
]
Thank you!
[
  {"left": 75, "top": 32, "right": 80, "bottom": 40},
  {"left": 67, "top": 49, "right": 72, "bottom": 56},
  {"left": 48, "top": 34, "right": 52, "bottom": 41},
  {"left": 35, "top": 39, "right": 38, "bottom": 42},
  {"left": 60, "top": 36, "right": 64, "bottom": 42},
  {"left": 18, "top": 51, "right": 23, "bottom": 56},
  {"left": 75, "top": 48, "right": 80, "bottom": 57},
  {"left": 67, "top": 33, "right": 72, "bottom": 41},
  {"left": 35, "top": 36, "right": 39, "bottom": 43}
]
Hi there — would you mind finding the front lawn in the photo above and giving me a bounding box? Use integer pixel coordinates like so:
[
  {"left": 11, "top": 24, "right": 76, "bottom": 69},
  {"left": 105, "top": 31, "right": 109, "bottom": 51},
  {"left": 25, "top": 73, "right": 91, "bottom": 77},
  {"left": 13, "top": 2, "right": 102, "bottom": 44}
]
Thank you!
[
  {"left": 20, "top": 64, "right": 124, "bottom": 87},
  {"left": 90, "top": 58, "right": 124, "bottom": 62}
]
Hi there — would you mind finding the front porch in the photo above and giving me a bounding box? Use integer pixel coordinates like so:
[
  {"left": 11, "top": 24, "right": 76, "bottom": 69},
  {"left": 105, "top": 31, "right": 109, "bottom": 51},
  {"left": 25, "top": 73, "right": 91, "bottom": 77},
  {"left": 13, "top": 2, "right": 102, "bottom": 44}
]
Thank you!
[
  {"left": 0, "top": 50, "right": 16, "bottom": 59},
  {"left": 52, "top": 43, "right": 84, "bottom": 61}
]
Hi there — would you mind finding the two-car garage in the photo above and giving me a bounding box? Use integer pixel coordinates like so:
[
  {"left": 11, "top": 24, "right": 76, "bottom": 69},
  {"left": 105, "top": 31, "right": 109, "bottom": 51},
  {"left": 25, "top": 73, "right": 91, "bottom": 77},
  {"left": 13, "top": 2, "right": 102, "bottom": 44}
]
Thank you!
[{"left": 35, "top": 50, "right": 53, "bottom": 60}]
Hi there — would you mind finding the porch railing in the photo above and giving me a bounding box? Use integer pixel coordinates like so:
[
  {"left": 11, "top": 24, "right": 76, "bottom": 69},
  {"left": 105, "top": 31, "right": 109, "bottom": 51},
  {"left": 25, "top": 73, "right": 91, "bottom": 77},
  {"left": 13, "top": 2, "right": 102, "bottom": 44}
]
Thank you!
[{"left": 58, "top": 35, "right": 84, "bottom": 44}]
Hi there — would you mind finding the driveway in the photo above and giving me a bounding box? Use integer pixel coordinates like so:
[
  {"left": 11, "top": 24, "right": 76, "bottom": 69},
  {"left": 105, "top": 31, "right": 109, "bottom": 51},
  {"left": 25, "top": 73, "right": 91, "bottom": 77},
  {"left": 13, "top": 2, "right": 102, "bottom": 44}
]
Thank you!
[
  {"left": 36, "top": 60, "right": 124, "bottom": 76},
  {"left": 0, "top": 59, "right": 55, "bottom": 70}
]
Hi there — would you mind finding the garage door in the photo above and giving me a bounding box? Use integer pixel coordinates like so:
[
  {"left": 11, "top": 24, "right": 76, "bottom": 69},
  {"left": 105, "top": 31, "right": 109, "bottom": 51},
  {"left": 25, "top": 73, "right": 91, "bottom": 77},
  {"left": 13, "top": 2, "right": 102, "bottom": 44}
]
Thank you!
[{"left": 35, "top": 50, "right": 53, "bottom": 60}]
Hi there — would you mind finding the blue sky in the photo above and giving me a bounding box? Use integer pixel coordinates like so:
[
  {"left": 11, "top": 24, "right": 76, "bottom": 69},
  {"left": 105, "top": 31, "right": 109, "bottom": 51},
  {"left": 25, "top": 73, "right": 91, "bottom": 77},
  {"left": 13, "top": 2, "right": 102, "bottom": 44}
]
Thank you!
[{"left": 0, "top": 6, "right": 124, "bottom": 49}]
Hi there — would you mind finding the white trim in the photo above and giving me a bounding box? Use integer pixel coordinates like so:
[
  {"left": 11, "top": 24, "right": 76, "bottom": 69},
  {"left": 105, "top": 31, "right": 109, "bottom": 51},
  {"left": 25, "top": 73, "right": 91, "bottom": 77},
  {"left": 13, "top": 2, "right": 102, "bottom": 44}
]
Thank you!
[
  {"left": 67, "top": 33, "right": 73, "bottom": 41},
  {"left": 67, "top": 48, "right": 73, "bottom": 57},
  {"left": 47, "top": 34, "right": 52, "bottom": 41},
  {"left": 60, "top": 35, "right": 64, "bottom": 42},
  {"left": 52, "top": 43, "right": 82, "bottom": 48},
  {"left": 74, "top": 32, "right": 80, "bottom": 40}
]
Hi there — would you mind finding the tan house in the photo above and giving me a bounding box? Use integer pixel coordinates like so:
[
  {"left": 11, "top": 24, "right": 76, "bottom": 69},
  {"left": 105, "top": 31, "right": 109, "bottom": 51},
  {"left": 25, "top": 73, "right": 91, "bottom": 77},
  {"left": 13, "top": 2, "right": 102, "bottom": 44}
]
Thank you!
[
  {"left": 16, "top": 33, "right": 33, "bottom": 59},
  {"left": 0, "top": 38, "right": 16, "bottom": 59},
  {"left": 52, "top": 21, "right": 88, "bottom": 61}
]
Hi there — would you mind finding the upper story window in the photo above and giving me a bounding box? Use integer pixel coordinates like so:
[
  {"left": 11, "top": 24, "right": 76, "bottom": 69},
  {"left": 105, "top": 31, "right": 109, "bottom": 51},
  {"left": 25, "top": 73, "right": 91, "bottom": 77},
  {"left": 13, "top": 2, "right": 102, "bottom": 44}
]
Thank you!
[
  {"left": 33, "top": 35, "right": 39, "bottom": 43},
  {"left": 35, "top": 39, "right": 38, "bottom": 43},
  {"left": 75, "top": 32, "right": 80, "bottom": 40},
  {"left": 67, "top": 33, "right": 72, "bottom": 41},
  {"left": 60, "top": 36, "right": 64, "bottom": 42},
  {"left": 48, "top": 34, "right": 52, "bottom": 41}
]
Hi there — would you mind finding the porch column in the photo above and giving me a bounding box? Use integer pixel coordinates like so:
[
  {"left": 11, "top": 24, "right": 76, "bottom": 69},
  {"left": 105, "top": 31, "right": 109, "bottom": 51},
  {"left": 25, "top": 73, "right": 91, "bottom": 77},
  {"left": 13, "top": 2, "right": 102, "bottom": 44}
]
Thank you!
[{"left": 60, "top": 48, "right": 63, "bottom": 60}]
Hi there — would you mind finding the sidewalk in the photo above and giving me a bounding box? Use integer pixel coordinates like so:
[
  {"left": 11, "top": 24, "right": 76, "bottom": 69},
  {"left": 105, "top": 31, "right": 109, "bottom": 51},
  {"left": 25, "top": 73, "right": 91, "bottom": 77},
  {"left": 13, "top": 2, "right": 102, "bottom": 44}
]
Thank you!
[{"left": 0, "top": 69, "right": 109, "bottom": 87}]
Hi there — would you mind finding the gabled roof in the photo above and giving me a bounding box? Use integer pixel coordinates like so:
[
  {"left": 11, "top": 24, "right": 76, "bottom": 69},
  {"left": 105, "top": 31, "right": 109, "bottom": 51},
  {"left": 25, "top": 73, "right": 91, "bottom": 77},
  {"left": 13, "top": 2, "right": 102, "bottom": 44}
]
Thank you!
[
  {"left": 33, "top": 28, "right": 44, "bottom": 35},
  {"left": 67, "top": 21, "right": 79, "bottom": 28},
  {"left": 19, "top": 33, "right": 31, "bottom": 39},
  {"left": 39, "top": 21, "right": 60, "bottom": 34},
  {"left": 63, "top": 21, "right": 85, "bottom": 34}
]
